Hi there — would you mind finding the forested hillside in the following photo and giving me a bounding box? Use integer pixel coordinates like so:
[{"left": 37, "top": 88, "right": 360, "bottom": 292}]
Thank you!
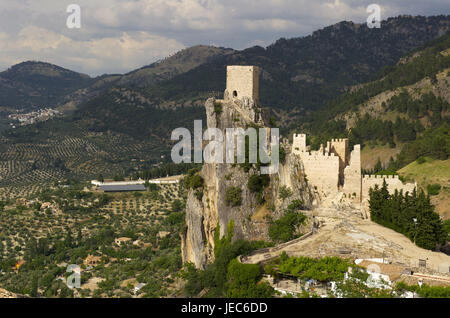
[
  {"left": 143, "top": 16, "right": 450, "bottom": 111},
  {"left": 0, "top": 62, "right": 93, "bottom": 109},
  {"left": 296, "top": 30, "right": 450, "bottom": 165}
]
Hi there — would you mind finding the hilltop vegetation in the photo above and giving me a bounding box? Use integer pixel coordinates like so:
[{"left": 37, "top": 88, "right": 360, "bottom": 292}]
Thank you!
[
  {"left": 0, "top": 62, "right": 93, "bottom": 109},
  {"left": 398, "top": 158, "right": 450, "bottom": 218}
]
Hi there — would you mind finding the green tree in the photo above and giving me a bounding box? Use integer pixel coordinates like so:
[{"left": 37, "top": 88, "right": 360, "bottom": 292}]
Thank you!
[
  {"left": 225, "top": 187, "right": 242, "bottom": 207},
  {"left": 226, "top": 259, "right": 274, "bottom": 298},
  {"left": 30, "top": 274, "right": 39, "bottom": 297},
  {"left": 171, "top": 199, "right": 184, "bottom": 212}
]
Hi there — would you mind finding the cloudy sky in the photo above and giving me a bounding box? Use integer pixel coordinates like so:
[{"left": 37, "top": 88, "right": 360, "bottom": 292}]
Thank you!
[{"left": 0, "top": 0, "right": 448, "bottom": 76}]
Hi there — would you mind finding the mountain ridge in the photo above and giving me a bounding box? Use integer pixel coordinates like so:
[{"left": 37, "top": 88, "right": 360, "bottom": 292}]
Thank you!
[
  {"left": 0, "top": 15, "right": 449, "bottom": 191},
  {"left": 2, "top": 15, "right": 449, "bottom": 113}
]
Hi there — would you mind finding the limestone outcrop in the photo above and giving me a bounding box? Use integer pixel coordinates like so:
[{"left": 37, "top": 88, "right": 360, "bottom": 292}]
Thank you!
[{"left": 181, "top": 67, "right": 315, "bottom": 268}]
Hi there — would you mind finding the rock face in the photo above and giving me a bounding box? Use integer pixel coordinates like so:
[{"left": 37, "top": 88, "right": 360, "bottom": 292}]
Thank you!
[
  {"left": 181, "top": 95, "right": 315, "bottom": 269},
  {"left": 0, "top": 288, "right": 25, "bottom": 298}
]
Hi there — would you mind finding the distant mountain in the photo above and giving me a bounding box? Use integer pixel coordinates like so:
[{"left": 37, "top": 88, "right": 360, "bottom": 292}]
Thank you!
[
  {"left": 0, "top": 61, "right": 93, "bottom": 109},
  {"left": 0, "top": 46, "right": 234, "bottom": 112},
  {"left": 0, "top": 46, "right": 233, "bottom": 111},
  {"left": 118, "top": 45, "right": 235, "bottom": 88},
  {"left": 300, "top": 29, "right": 450, "bottom": 148},
  {"left": 57, "top": 45, "right": 235, "bottom": 111},
  {"left": 2, "top": 16, "right": 448, "bottom": 113},
  {"left": 1, "top": 15, "right": 449, "bottom": 187}
]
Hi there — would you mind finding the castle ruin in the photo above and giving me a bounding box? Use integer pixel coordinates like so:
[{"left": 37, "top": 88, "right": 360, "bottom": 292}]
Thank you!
[
  {"left": 182, "top": 65, "right": 419, "bottom": 269},
  {"left": 292, "top": 134, "right": 416, "bottom": 202},
  {"left": 223, "top": 65, "right": 416, "bottom": 203}
]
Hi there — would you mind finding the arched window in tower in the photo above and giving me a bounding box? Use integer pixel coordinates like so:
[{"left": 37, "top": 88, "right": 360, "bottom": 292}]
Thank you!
[{"left": 233, "top": 90, "right": 238, "bottom": 98}]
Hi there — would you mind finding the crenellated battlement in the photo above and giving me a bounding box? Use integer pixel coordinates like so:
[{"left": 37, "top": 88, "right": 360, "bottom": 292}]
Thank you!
[
  {"left": 363, "top": 175, "right": 400, "bottom": 180},
  {"left": 331, "top": 138, "right": 348, "bottom": 143},
  {"left": 290, "top": 132, "right": 416, "bottom": 203},
  {"left": 300, "top": 152, "right": 338, "bottom": 161}
]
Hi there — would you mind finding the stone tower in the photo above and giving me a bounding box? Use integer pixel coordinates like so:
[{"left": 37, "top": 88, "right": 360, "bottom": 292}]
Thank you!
[
  {"left": 292, "top": 134, "right": 307, "bottom": 154},
  {"left": 343, "top": 145, "right": 362, "bottom": 201},
  {"left": 225, "top": 66, "right": 260, "bottom": 104},
  {"left": 329, "top": 138, "right": 349, "bottom": 185}
]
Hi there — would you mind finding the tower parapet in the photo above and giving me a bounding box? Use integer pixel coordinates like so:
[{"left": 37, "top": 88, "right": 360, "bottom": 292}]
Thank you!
[{"left": 343, "top": 145, "right": 362, "bottom": 201}]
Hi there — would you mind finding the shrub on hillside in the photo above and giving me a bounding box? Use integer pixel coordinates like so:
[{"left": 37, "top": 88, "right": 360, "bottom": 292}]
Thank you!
[
  {"left": 269, "top": 202, "right": 306, "bottom": 243},
  {"left": 225, "top": 187, "right": 242, "bottom": 207},
  {"left": 426, "top": 183, "right": 441, "bottom": 196},
  {"left": 247, "top": 174, "right": 270, "bottom": 193},
  {"left": 278, "top": 186, "right": 293, "bottom": 200}
]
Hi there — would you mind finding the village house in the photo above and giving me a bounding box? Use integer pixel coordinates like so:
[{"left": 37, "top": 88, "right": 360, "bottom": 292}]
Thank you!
[
  {"left": 83, "top": 255, "right": 102, "bottom": 267},
  {"left": 41, "top": 202, "right": 52, "bottom": 210},
  {"left": 354, "top": 260, "right": 405, "bottom": 289},
  {"left": 115, "top": 237, "right": 132, "bottom": 246}
]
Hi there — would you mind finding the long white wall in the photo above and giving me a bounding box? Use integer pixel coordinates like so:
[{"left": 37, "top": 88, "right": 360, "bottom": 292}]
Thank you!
[{"left": 362, "top": 175, "right": 416, "bottom": 200}]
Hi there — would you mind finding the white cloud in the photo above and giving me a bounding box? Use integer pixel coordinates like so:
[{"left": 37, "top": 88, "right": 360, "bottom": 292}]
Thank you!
[
  {"left": 242, "top": 19, "right": 300, "bottom": 32},
  {"left": 0, "top": 26, "right": 185, "bottom": 75},
  {"left": 0, "top": 0, "right": 448, "bottom": 75}
]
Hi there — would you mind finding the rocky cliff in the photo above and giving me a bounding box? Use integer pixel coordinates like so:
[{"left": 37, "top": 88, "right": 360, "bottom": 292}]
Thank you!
[{"left": 181, "top": 96, "right": 316, "bottom": 269}]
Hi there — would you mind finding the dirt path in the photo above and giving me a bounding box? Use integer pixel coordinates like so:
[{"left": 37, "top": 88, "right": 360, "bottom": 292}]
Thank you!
[{"left": 243, "top": 211, "right": 450, "bottom": 275}]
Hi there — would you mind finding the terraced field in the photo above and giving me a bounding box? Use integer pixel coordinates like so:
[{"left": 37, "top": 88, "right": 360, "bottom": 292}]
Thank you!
[
  {"left": 0, "top": 129, "right": 167, "bottom": 197},
  {"left": 101, "top": 183, "right": 182, "bottom": 215}
]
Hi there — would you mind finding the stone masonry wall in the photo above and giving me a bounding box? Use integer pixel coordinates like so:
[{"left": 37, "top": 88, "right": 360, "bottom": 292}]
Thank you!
[
  {"left": 362, "top": 175, "right": 417, "bottom": 201},
  {"left": 343, "top": 145, "right": 362, "bottom": 201},
  {"left": 329, "top": 138, "right": 349, "bottom": 185},
  {"left": 225, "top": 66, "right": 260, "bottom": 103},
  {"left": 292, "top": 134, "right": 307, "bottom": 153},
  {"left": 298, "top": 152, "right": 340, "bottom": 197}
]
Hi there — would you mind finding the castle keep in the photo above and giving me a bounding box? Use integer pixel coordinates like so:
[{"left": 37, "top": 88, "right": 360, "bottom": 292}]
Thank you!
[
  {"left": 225, "top": 66, "right": 260, "bottom": 105},
  {"left": 292, "top": 134, "right": 416, "bottom": 202}
]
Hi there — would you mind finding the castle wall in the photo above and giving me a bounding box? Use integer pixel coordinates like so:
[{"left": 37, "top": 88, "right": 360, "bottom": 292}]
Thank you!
[
  {"left": 362, "top": 175, "right": 416, "bottom": 201},
  {"left": 298, "top": 152, "right": 340, "bottom": 197},
  {"left": 343, "top": 145, "right": 362, "bottom": 201},
  {"left": 291, "top": 133, "right": 417, "bottom": 205},
  {"left": 226, "top": 66, "right": 260, "bottom": 103},
  {"left": 329, "top": 138, "right": 349, "bottom": 185}
]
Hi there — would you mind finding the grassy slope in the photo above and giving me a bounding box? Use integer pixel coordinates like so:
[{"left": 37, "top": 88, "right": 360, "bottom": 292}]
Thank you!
[
  {"left": 398, "top": 158, "right": 450, "bottom": 219},
  {"left": 360, "top": 144, "right": 403, "bottom": 170}
]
